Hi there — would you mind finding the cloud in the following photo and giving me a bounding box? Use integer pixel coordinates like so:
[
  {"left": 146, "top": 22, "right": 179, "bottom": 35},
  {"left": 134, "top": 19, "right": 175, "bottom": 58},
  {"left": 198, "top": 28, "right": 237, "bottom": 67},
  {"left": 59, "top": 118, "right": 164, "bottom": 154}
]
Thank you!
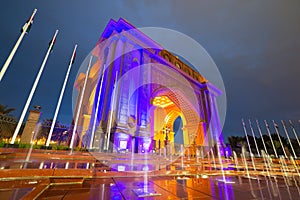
[{"left": 1, "top": 0, "right": 300, "bottom": 138}]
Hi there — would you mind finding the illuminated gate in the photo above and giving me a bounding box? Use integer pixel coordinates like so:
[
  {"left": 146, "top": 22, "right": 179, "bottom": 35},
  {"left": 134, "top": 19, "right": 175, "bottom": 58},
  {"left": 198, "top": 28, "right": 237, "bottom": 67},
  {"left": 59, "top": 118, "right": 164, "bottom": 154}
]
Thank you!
[{"left": 73, "top": 18, "right": 222, "bottom": 153}]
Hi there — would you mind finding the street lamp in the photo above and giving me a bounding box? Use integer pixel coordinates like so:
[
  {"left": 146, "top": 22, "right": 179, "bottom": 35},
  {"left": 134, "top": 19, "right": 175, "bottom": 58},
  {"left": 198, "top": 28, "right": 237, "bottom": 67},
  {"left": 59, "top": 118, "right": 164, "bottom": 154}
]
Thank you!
[{"left": 163, "top": 126, "right": 170, "bottom": 146}]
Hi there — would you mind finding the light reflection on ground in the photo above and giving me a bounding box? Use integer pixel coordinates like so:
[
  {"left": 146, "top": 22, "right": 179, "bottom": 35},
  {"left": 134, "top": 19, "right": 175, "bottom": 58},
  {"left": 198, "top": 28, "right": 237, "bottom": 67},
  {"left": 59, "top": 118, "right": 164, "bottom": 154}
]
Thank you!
[
  {"left": 1, "top": 176, "right": 300, "bottom": 199},
  {"left": 1, "top": 148, "right": 300, "bottom": 199}
]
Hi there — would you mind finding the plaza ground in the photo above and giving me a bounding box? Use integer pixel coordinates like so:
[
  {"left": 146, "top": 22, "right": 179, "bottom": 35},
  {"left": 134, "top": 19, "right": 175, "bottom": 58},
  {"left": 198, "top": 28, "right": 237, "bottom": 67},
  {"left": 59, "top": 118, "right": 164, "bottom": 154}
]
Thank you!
[{"left": 0, "top": 148, "right": 300, "bottom": 199}]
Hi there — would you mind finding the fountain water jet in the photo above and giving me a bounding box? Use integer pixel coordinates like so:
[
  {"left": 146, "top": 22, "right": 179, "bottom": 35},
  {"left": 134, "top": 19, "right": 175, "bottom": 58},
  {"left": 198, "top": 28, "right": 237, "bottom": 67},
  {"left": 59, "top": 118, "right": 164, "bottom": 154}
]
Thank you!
[
  {"left": 242, "top": 119, "right": 253, "bottom": 157},
  {"left": 132, "top": 151, "right": 161, "bottom": 197},
  {"left": 65, "top": 162, "right": 69, "bottom": 169},
  {"left": 262, "top": 150, "right": 278, "bottom": 197},
  {"left": 290, "top": 156, "right": 300, "bottom": 178},
  {"left": 250, "top": 152, "right": 257, "bottom": 171},
  {"left": 216, "top": 145, "right": 235, "bottom": 184},
  {"left": 39, "top": 161, "right": 44, "bottom": 169},
  {"left": 233, "top": 151, "right": 242, "bottom": 184},
  {"left": 249, "top": 119, "right": 260, "bottom": 157},
  {"left": 241, "top": 146, "right": 250, "bottom": 178},
  {"left": 256, "top": 120, "right": 268, "bottom": 155},
  {"left": 292, "top": 175, "right": 300, "bottom": 196},
  {"left": 289, "top": 120, "right": 300, "bottom": 150},
  {"left": 265, "top": 120, "right": 278, "bottom": 158},
  {"left": 256, "top": 177, "right": 264, "bottom": 200},
  {"left": 241, "top": 146, "right": 258, "bottom": 180},
  {"left": 272, "top": 120, "right": 288, "bottom": 158},
  {"left": 15, "top": 122, "right": 41, "bottom": 169},
  {"left": 210, "top": 148, "right": 217, "bottom": 170},
  {"left": 282, "top": 120, "right": 297, "bottom": 159},
  {"left": 280, "top": 156, "right": 293, "bottom": 199},
  {"left": 70, "top": 56, "right": 92, "bottom": 154}
]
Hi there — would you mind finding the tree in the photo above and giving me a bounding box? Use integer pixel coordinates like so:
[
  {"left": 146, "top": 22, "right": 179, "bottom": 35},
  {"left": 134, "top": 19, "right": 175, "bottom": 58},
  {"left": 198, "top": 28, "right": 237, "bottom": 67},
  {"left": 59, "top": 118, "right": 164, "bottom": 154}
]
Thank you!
[
  {"left": 0, "top": 104, "right": 16, "bottom": 139},
  {"left": 0, "top": 104, "right": 15, "bottom": 115},
  {"left": 36, "top": 119, "right": 69, "bottom": 144},
  {"left": 228, "top": 136, "right": 245, "bottom": 154}
]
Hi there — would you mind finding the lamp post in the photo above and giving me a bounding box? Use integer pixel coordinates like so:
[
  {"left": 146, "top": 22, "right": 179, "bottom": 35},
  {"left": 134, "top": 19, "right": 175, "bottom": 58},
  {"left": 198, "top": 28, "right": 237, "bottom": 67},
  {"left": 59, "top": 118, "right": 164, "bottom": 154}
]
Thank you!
[{"left": 163, "top": 126, "right": 170, "bottom": 146}]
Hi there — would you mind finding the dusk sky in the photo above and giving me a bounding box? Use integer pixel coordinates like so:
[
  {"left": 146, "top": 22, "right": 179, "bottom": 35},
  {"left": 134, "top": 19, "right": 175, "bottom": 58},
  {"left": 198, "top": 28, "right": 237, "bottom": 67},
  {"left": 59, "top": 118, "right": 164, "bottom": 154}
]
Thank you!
[{"left": 1, "top": 1, "right": 300, "bottom": 140}]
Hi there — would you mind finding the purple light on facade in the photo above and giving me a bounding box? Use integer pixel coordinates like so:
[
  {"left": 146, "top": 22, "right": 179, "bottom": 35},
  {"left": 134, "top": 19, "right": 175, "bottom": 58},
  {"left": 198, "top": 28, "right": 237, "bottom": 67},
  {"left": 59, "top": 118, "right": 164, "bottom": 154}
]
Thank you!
[
  {"left": 84, "top": 18, "right": 223, "bottom": 155},
  {"left": 225, "top": 144, "right": 232, "bottom": 158}
]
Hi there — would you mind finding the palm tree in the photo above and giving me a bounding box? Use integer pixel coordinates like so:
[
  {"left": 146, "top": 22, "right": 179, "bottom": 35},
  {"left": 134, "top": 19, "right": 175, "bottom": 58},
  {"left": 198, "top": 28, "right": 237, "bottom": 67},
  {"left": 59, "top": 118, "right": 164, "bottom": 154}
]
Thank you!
[
  {"left": 0, "top": 104, "right": 16, "bottom": 140},
  {"left": 36, "top": 119, "right": 68, "bottom": 144},
  {"left": 0, "top": 104, "right": 15, "bottom": 115},
  {"left": 228, "top": 136, "right": 244, "bottom": 148}
]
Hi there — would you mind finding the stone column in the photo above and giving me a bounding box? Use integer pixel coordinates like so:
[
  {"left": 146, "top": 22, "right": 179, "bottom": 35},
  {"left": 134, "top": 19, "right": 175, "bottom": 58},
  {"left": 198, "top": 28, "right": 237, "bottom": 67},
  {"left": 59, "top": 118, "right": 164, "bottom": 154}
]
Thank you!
[
  {"left": 134, "top": 49, "right": 152, "bottom": 153},
  {"left": 20, "top": 110, "right": 41, "bottom": 144},
  {"left": 208, "top": 90, "right": 223, "bottom": 155},
  {"left": 77, "top": 73, "right": 92, "bottom": 148},
  {"left": 113, "top": 37, "right": 131, "bottom": 151},
  {"left": 202, "top": 89, "right": 213, "bottom": 148},
  {"left": 181, "top": 125, "right": 190, "bottom": 145},
  {"left": 97, "top": 38, "right": 118, "bottom": 151},
  {"left": 91, "top": 48, "right": 109, "bottom": 150}
]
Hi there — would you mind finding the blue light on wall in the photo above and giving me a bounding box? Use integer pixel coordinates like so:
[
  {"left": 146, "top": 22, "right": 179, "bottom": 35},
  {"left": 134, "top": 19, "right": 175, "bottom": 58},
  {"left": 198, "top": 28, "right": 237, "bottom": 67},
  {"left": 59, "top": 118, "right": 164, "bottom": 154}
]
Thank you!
[{"left": 174, "top": 116, "right": 184, "bottom": 144}]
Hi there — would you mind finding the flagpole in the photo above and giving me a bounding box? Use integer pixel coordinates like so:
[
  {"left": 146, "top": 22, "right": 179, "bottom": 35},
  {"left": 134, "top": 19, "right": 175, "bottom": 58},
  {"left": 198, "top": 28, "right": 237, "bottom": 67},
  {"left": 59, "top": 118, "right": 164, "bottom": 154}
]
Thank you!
[
  {"left": 264, "top": 120, "right": 278, "bottom": 158},
  {"left": 69, "top": 56, "right": 92, "bottom": 150},
  {"left": 242, "top": 118, "right": 253, "bottom": 156},
  {"left": 249, "top": 119, "right": 260, "bottom": 157},
  {"left": 256, "top": 119, "right": 268, "bottom": 155},
  {"left": 89, "top": 67, "right": 105, "bottom": 149},
  {"left": 281, "top": 120, "right": 297, "bottom": 158},
  {"left": 289, "top": 120, "right": 300, "bottom": 149},
  {"left": 0, "top": 9, "right": 37, "bottom": 81},
  {"left": 46, "top": 44, "right": 77, "bottom": 147},
  {"left": 272, "top": 120, "right": 288, "bottom": 158},
  {"left": 10, "top": 30, "right": 58, "bottom": 144},
  {"left": 104, "top": 71, "right": 118, "bottom": 151},
  {"left": 242, "top": 119, "right": 256, "bottom": 171}
]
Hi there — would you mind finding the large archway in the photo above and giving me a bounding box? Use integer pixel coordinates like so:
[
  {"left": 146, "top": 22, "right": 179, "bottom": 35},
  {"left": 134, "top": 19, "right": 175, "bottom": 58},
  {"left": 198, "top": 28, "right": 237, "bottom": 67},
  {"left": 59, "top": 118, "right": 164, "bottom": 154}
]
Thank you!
[
  {"left": 173, "top": 116, "right": 184, "bottom": 145},
  {"left": 72, "top": 18, "right": 223, "bottom": 154},
  {"left": 151, "top": 87, "right": 206, "bottom": 152}
]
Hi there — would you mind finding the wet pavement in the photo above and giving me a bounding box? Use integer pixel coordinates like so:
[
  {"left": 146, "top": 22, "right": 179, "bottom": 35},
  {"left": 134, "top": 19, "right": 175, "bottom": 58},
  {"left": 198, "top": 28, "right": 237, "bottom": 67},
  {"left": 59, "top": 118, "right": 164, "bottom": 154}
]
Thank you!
[
  {"left": 1, "top": 148, "right": 300, "bottom": 199},
  {"left": 1, "top": 175, "right": 300, "bottom": 199}
]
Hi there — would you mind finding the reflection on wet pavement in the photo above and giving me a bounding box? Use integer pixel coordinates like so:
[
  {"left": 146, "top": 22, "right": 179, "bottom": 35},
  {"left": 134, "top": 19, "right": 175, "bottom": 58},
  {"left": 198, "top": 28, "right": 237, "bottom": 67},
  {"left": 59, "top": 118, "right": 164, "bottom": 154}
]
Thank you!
[
  {"left": 1, "top": 148, "right": 300, "bottom": 199},
  {"left": 1, "top": 176, "right": 300, "bottom": 199}
]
